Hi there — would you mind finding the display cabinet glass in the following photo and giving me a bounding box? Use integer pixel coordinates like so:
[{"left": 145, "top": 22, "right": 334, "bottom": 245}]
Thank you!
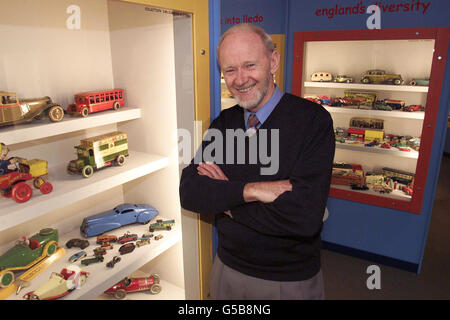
[
  {"left": 0, "top": 0, "right": 204, "bottom": 300},
  {"left": 292, "top": 28, "right": 449, "bottom": 213}
]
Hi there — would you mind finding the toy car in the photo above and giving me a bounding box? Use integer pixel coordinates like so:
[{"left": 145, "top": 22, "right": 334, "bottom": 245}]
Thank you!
[
  {"left": 69, "top": 251, "right": 87, "bottom": 263},
  {"left": 106, "top": 256, "right": 121, "bottom": 268},
  {"left": 66, "top": 239, "right": 90, "bottom": 250},
  {"left": 23, "top": 265, "right": 88, "bottom": 300},
  {"left": 0, "top": 157, "right": 53, "bottom": 203},
  {"left": 402, "top": 104, "right": 423, "bottom": 112},
  {"left": 81, "top": 255, "right": 104, "bottom": 266},
  {"left": 0, "top": 228, "right": 59, "bottom": 288},
  {"left": 310, "top": 72, "right": 332, "bottom": 82},
  {"left": 96, "top": 235, "right": 118, "bottom": 244},
  {"left": 66, "top": 89, "right": 124, "bottom": 117},
  {"left": 154, "top": 234, "right": 163, "bottom": 241},
  {"left": 384, "top": 99, "right": 405, "bottom": 110},
  {"left": 360, "top": 69, "right": 403, "bottom": 85},
  {"left": 0, "top": 91, "right": 64, "bottom": 127},
  {"left": 333, "top": 75, "right": 353, "bottom": 83},
  {"left": 67, "top": 131, "right": 128, "bottom": 178},
  {"left": 136, "top": 239, "right": 151, "bottom": 247},
  {"left": 80, "top": 203, "right": 159, "bottom": 237},
  {"left": 149, "top": 219, "right": 175, "bottom": 232},
  {"left": 117, "top": 232, "right": 138, "bottom": 244},
  {"left": 373, "top": 100, "right": 393, "bottom": 111},
  {"left": 93, "top": 247, "right": 107, "bottom": 256},
  {"left": 104, "top": 274, "right": 162, "bottom": 299},
  {"left": 409, "top": 78, "right": 429, "bottom": 86},
  {"left": 119, "top": 243, "right": 136, "bottom": 255}
]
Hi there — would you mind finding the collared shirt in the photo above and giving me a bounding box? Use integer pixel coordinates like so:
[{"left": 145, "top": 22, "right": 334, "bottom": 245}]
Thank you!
[{"left": 244, "top": 85, "right": 284, "bottom": 130}]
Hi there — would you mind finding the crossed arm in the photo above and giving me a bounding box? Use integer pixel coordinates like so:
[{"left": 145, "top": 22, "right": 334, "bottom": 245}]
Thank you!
[{"left": 197, "top": 162, "right": 292, "bottom": 204}]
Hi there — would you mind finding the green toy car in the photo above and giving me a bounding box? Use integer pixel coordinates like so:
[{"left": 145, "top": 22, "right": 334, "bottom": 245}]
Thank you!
[
  {"left": 0, "top": 228, "right": 59, "bottom": 288},
  {"left": 361, "top": 69, "right": 403, "bottom": 85},
  {"left": 81, "top": 255, "right": 104, "bottom": 266},
  {"left": 148, "top": 219, "right": 175, "bottom": 232}
]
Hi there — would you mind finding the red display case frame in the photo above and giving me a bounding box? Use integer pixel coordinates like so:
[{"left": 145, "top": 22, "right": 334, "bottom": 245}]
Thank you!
[{"left": 292, "top": 27, "right": 450, "bottom": 214}]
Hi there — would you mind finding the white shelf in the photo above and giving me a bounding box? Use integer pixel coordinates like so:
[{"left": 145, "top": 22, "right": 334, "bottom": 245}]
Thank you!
[
  {"left": 6, "top": 219, "right": 182, "bottom": 300},
  {"left": 323, "top": 106, "right": 425, "bottom": 120},
  {"left": 331, "top": 184, "right": 412, "bottom": 202},
  {"left": 0, "top": 152, "right": 169, "bottom": 233},
  {"left": 336, "top": 142, "right": 419, "bottom": 159},
  {"left": 304, "top": 81, "right": 429, "bottom": 93},
  {"left": 0, "top": 107, "right": 142, "bottom": 145}
]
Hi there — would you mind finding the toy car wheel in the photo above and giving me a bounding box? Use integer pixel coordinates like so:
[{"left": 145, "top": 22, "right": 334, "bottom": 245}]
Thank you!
[
  {"left": 11, "top": 182, "right": 33, "bottom": 203},
  {"left": 362, "top": 77, "right": 370, "bottom": 84},
  {"left": 410, "top": 80, "right": 417, "bottom": 85},
  {"left": 150, "top": 284, "right": 162, "bottom": 294},
  {"left": 0, "top": 271, "right": 15, "bottom": 288},
  {"left": 45, "top": 241, "right": 58, "bottom": 256},
  {"left": 393, "top": 78, "right": 402, "bottom": 85},
  {"left": 79, "top": 274, "right": 87, "bottom": 286},
  {"left": 82, "top": 165, "right": 94, "bottom": 178},
  {"left": 113, "top": 102, "right": 120, "bottom": 111},
  {"left": 48, "top": 105, "right": 64, "bottom": 122},
  {"left": 114, "top": 289, "right": 127, "bottom": 299},
  {"left": 40, "top": 181, "right": 53, "bottom": 194},
  {"left": 81, "top": 107, "right": 89, "bottom": 117},
  {"left": 116, "top": 155, "right": 126, "bottom": 166}
]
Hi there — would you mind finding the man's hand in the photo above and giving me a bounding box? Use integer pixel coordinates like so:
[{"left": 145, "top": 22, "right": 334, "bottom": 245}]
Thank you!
[
  {"left": 197, "top": 162, "right": 229, "bottom": 181},
  {"left": 243, "top": 180, "right": 292, "bottom": 203}
]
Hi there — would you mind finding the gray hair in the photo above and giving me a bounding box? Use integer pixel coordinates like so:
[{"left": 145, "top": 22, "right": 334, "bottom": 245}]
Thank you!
[{"left": 217, "top": 23, "right": 275, "bottom": 62}]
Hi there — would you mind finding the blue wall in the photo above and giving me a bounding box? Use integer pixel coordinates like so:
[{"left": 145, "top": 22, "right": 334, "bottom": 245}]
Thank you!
[{"left": 214, "top": 0, "right": 450, "bottom": 272}]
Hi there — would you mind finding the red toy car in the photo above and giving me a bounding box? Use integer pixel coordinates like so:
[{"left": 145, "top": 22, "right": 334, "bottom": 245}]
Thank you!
[
  {"left": 104, "top": 274, "right": 162, "bottom": 299},
  {"left": 117, "top": 232, "right": 138, "bottom": 244},
  {"left": 402, "top": 104, "right": 423, "bottom": 112}
]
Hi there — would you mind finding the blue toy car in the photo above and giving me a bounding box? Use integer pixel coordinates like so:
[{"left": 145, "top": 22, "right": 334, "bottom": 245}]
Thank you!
[
  {"left": 69, "top": 251, "right": 87, "bottom": 263},
  {"left": 80, "top": 203, "right": 159, "bottom": 237}
]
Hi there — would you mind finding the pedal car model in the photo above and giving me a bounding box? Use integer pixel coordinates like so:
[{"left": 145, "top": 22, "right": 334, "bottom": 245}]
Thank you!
[
  {"left": 104, "top": 274, "right": 161, "bottom": 299},
  {"left": 23, "top": 265, "right": 88, "bottom": 300},
  {"left": 0, "top": 157, "right": 53, "bottom": 203},
  {"left": 0, "top": 228, "right": 59, "bottom": 288}
]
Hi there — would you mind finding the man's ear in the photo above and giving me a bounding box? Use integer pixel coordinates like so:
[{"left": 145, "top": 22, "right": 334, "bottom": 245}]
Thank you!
[{"left": 270, "top": 50, "right": 280, "bottom": 75}]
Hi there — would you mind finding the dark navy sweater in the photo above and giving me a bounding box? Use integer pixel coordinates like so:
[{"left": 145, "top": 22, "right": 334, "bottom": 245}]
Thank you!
[{"left": 179, "top": 93, "right": 335, "bottom": 281}]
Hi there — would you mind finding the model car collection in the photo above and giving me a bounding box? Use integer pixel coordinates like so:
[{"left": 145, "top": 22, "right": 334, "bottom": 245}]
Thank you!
[
  {"left": 104, "top": 274, "right": 162, "bottom": 299},
  {"left": 80, "top": 203, "right": 159, "bottom": 237}
]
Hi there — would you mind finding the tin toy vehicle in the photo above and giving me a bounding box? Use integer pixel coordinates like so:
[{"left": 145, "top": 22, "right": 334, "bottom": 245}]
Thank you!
[
  {"left": 68, "top": 251, "right": 87, "bottom": 263},
  {"left": 384, "top": 99, "right": 405, "bottom": 110},
  {"left": 23, "top": 265, "right": 88, "bottom": 300},
  {"left": 360, "top": 70, "right": 403, "bottom": 85},
  {"left": 136, "top": 239, "right": 151, "bottom": 247},
  {"left": 117, "top": 232, "right": 138, "bottom": 244},
  {"left": 409, "top": 78, "right": 429, "bottom": 86},
  {"left": 104, "top": 274, "right": 162, "bottom": 299},
  {"left": 402, "top": 104, "right": 424, "bottom": 112},
  {"left": 333, "top": 75, "right": 353, "bottom": 83},
  {"left": 80, "top": 203, "right": 158, "bottom": 238},
  {"left": 119, "top": 243, "right": 136, "bottom": 255},
  {"left": 0, "top": 156, "right": 53, "bottom": 203},
  {"left": 310, "top": 72, "right": 332, "bottom": 82},
  {"left": 154, "top": 234, "right": 163, "bottom": 241},
  {"left": 106, "top": 256, "right": 121, "bottom": 268},
  {"left": 66, "top": 89, "right": 124, "bottom": 117},
  {"left": 0, "top": 228, "right": 59, "bottom": 288},
  {"left": 0, "top": 91, "right": 64, "bottom": 127},
  {"left": 149, "top": 219, "right": 175, "bottom": 232},
  {"left": 67, "top": 131, "right": 129, "bottom": 178},
  {"left": 66, "top": 239, "right": 90, "bottom": 250},
  {"left": 93, "top": 247, "right": 107, "bottom": 256},
  {"left": 81, "top": 255, "right": 104, "bottom": 266},
  {"left": 303, "top": 94, "right": 331, "bottom": 105},
  {"left": 96, "top": 235, "right": 118, "bottom": 244}
]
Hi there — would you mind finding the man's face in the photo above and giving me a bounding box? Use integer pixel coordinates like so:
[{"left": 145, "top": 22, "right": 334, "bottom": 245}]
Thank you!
[{"left": 219, "top": 31, "right": 279, "bottom": 112}]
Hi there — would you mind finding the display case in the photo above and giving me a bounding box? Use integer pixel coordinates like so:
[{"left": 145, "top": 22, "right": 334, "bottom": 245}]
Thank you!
[
  {"left": 0, "top": 0, "right": 208, "bottom": 300},
  {"left": 292, "top": 28, "right": 450, "bottom": 214}
]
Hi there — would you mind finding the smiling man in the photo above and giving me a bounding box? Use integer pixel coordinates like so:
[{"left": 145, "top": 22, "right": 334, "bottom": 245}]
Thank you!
[{"left": 179, "top": 24, "right": 335, "bottom": 300}]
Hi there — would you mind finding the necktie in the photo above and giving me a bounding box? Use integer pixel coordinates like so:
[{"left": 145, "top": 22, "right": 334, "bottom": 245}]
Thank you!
[
  {"left": 246, "top": 114, "right": 260, "bottom": 137},
  {"left": 248, "top": 114, "right": 260, "bottom": 129}
]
